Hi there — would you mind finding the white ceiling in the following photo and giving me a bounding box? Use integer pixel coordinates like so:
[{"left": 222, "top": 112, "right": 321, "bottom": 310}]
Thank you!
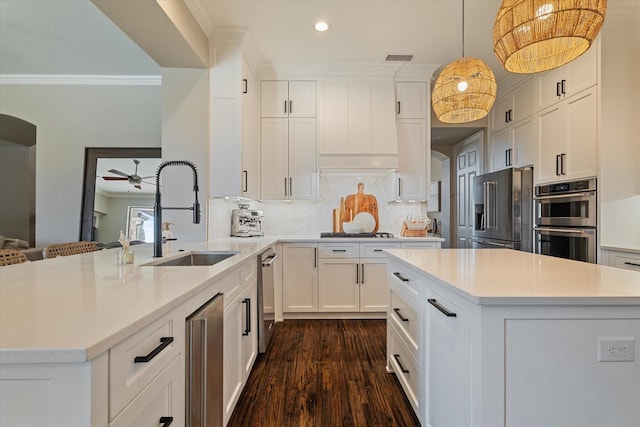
[
  {"left": 189, "top": 0, "right": 507, "bottom": 80},
  {"left": 0, "top": 0, "right": 508, "bottom": 145}
]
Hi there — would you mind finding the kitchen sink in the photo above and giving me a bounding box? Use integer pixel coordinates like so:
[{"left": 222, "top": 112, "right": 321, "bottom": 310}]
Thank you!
[{"left": 149, "top": 251, "right": 239, "bottom": 267}]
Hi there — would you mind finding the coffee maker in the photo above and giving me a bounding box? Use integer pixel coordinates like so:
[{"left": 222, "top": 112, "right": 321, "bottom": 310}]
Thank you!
[{"left": 231, "top": 201, "right": 264, "bottom": 237}]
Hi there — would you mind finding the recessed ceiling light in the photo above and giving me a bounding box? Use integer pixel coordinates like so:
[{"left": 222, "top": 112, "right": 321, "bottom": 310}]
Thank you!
[{"left": 314, "top": 21, "right": 329, "bottom": 32}]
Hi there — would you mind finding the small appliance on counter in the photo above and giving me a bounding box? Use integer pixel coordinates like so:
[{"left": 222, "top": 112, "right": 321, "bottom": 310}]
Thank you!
[{"left": 231, "top": 201, "right": 264, "bottom": 237}]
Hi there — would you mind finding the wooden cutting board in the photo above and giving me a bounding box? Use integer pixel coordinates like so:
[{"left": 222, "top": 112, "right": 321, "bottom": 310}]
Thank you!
[{"left": 342, "top": 182, "right": 379, "bottom": 233}]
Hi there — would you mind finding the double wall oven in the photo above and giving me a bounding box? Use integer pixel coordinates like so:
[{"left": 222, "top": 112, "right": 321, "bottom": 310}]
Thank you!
[{"left": 534, "top": 178, "right": 597, "bottom": 263}]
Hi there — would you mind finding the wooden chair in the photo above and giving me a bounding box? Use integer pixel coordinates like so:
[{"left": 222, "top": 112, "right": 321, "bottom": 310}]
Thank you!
[
  {"left": 42, "top": 241, "right": 98, "bottom": 259},
  {"left": 0, "top": 248, "right": 29, "bottom": 266}
]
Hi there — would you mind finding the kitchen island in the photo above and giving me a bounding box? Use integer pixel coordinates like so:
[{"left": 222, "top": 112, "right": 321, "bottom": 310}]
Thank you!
[
  {"left": 0, "top": 234, "right": 442, "bottom": 426},
  {"left": 385, "top": 248, "right": 640, "bottom": 427}
]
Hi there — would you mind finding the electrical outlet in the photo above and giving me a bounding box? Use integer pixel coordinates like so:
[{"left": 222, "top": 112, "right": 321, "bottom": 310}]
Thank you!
[{"left": 598, "top": 338, "right": 636, "bottom": 362}]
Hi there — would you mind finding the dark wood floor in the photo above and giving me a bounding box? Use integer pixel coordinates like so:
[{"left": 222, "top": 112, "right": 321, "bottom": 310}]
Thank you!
[{"left": 227, "top": 319, "right": 420, "bottom": 427}]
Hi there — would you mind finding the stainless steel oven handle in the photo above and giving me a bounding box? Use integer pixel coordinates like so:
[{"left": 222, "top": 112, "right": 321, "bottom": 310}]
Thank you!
[
  {"left": 535, "top": 227, "right": 595, "bottom": 234},
  {"left": 534, "top": 192, "right": 595, "bottom": 200}
]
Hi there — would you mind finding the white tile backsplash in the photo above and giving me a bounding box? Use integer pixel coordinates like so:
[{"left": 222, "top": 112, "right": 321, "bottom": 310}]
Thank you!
[{"left": 208, "top": 174, "right": 426, "bottom": 238}]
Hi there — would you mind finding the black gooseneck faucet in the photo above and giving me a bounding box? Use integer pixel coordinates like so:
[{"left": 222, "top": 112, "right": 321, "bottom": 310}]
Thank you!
[{"left": 153, "top": 160, "right": 201, "bottom": 258}]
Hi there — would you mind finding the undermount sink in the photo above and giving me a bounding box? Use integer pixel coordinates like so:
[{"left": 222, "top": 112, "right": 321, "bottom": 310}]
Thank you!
[{"left": 150, "top": 251, "right": 239, "bottom": 267}]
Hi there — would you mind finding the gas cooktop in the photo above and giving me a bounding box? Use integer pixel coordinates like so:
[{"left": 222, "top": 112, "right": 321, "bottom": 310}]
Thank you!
[{"left": 320, "top": 232, "right": 396, "bottom": 239}]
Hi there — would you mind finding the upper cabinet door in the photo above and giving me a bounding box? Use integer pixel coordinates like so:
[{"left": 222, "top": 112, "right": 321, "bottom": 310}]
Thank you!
[
  {"left": 396, "top": 82, "right": 427, "bottom": 119},
  {"left": 260, "top": 81, "right": 316, "bottom": 118},
  {"left": 536, "top": 41, "right": 598, "bottom": 111},
  {"left": 260, "top": 81, "right": 289, "bottom": 117},
  {"left": 288, "top": 81, "right": 317, "bottom": 118}
]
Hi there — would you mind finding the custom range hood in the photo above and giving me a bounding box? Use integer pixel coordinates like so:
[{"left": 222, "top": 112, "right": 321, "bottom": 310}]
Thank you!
[{"left": 316, "top": 77, "right": 399, "bottom": 172}]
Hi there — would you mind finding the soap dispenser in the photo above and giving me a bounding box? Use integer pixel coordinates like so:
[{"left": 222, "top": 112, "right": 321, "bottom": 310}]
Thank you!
[{"left": 161, "top": 222, "right": 175, "bottom": 241}]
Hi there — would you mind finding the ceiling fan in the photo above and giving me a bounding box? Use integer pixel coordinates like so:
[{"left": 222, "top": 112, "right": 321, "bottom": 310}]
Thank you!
[{"left": 101, "top": 159, "right": 155, "bottom": 190}]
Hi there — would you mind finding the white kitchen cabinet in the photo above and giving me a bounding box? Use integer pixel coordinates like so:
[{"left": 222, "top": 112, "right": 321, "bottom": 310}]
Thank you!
[
  {"left": 260, "top": 117, "right": 317, "bottom": 200},
  {"left": 536, "top": 40, "right": 598, "bottom": 111},
  {"left": 490, "top": 116, "right": 535, "bottom": 171},
  {"left": 108, "top": 356, "right": 181, "bottom": 427},
  {"left": 260, "top": 80, "right": 316, "bottom": 118},
  {"left": 489, "top": 78, "right": 536, "bottom": 172},
  {"left": 318, "top": 257, "right": 360, "bottom": 312},
  {"left": 396, "top": 118, "right": 428, "bottom": 200},
  {"left": 317, "top": 78, "right": 398, "bottom": 155},
  {"left": 602, "top": 249, "right": 640, "bottom": 273},
  {"left": 425, "top": 287, "right": 470, "bottom": 427},
  {"left": 318, "top": 242, "right": 400, "bottom": 313},
  {"left": 491, "top": 79, "right": 535, "bottom": 133},
  {"left": 396, "top": 82, "right": 427, "bottom": 119},
  {"left": 241, "top": 56, "right": 260, "bottom": 199},
  {"left": 359, "top": 258, "right": 390, "bottom": 312},
  {"left": 223, "top": 266, "right": 258, "bottom": 425},
  {"left": 537, "top": 86, "right": 597, "bottom": 184},
  {"left": 401, "top": 241, "right": 441, "bottom": 249},
  {"left": 211, "top": 47, "right": 260, "bottom": 197},
  {"left": 282, "top": 243, "right": 318, "bottom": 312}
]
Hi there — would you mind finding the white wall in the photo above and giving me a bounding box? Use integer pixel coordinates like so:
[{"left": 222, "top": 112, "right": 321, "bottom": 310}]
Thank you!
[
  {"left": 0, "top": 83, "right": 161, "bottom": 246},
  {"left": 161, "top": 68, "right": 209, "bottom": 244}
]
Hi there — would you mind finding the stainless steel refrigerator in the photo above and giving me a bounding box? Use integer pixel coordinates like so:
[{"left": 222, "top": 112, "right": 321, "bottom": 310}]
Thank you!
[{"left": 470, "top": 167, "right": 533, "bottom": 252}]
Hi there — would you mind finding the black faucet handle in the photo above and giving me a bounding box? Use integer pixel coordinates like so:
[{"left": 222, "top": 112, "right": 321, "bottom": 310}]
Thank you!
[{"left": 193, "top": 201, "right": 201, "bottom": 224}]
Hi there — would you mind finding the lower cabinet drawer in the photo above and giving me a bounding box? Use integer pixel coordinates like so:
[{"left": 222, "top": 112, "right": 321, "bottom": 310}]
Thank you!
[
  {"left": 613, "top": 255, "right": 640, "bottom": 272},
  {"left": 388, "top": 322, "right": 420, "bottom": 413},
  {"left": 109, "top": 311, "right": 181, "bottom": 419},
  {"left": 388, "top": 260, "right": 422, "bottom": 297},
  {"left": 109, "top": 356, "right": 182, "bottom": 427},
  {"left": 389, "top": 287, "right": 420, "bottom": 355}
]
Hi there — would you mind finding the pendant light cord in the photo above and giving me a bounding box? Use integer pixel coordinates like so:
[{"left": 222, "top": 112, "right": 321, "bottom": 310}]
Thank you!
[{"left": 461, "top": 0, "right": 465, "bottom": 58}]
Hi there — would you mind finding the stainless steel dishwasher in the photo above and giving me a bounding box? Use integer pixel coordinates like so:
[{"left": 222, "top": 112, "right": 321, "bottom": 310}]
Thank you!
[
  {"left": 258, "top": 248, "right": 278, "bottom": 353},
  {"left": 186, "top": 292, "right": 223, "bottom": 427}
]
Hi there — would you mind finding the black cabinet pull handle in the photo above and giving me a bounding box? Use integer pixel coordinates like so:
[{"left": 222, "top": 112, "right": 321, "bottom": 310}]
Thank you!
[
  {"left": 314, "top": 247, "right": 317, "bottom": 268},
  {"left": 393, "top": 272, "right": 409, "bottom": 282},
  {"left": 332, "top": 249, "right": 347, "bottom": 252},
  {"left": 556, "top": 81, "right": 562, "bottom": 97},
  {"left": 505, "top": 110, "right": 509, "bottom": 123},
  {"left": 555, "top": 154, "right": 561, "bottom": 176},
  {"left": 284, "top": 100, "right": 287, "bottom": 114},
  {"left": 159, "top": 416, "right": 173, "bottom": 426},
  {"left": 242, "top": 79, "right": 248, "bottom": 94},
  {"left": 624, "top": 262, "right": 640, "bottom": 267},
  {"left": 289, "top": 177, "right": 293, "bottom": 196},
  {"left": 393, "top": 308, "right": 409, "bottom": 322},
  {"left": 242, "top": 298, "right": 251, "bottom": 336},
  {"left": 374, "top": 249, "right": 383, "bottom": 252},
  {"left": 505, "top": 149, "right": 509, "bottom": 167},
  {"left": 560, "top": 153, "right": 566, "bottom": 175},
  {"left": 284, "top": 177, "right": 288, "bottom": 196},
  {"left": 428, "top": 298, "right": 457, "bottom": 317},
  {"left": 397, "top": 101, "right": 401, "bottom": 115},
  {"left": 134, "top": 337, "right": 174, "bottom": 363},
  {"left": 356, "top": 263, "right": 359, "bottom": 284},
  {"left": 393, "top": 354, "right": 410, "bottom": 373},
  {"left": 560, "top": 79, "right": 566, "bottom": 95},
  {"left": 361, "top": 263, "right": 365, "bottom": 284},
  {"left": 243, "top": 170, "right": 248, "bottom": 193},
  {"left": 289, "top": 100, "right": 292, "bottom": 114}
]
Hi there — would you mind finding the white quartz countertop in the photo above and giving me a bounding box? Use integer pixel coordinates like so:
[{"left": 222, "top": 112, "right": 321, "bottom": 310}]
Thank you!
[
  {"left": 0, "top": 237, "right": 278, "bottom": 364},
  {"left": 0, "top": 234, "right": 442, "bottom": 365},
  {"left": 386, "top": 248, "right": 640, "bottom": 305}
]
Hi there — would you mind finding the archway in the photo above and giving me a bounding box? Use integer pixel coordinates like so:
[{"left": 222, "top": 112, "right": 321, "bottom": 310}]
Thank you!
[{"left": 0, "top": 114, "right": 37, "bottom": 246}]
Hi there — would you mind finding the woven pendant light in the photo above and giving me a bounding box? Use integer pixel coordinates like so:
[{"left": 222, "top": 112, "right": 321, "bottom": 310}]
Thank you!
[
  {"left": 493, "top": 0, "right": 607, "bottom": 74},
  {"left": 432, "top": 0, "right": 497, "bottom": 123}
]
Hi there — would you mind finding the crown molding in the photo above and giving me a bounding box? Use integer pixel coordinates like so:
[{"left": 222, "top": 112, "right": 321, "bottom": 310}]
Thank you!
[
  {"left": 184, "top": 0, "right": 213, "bottom": 37},
  {"left": 0, "top": 74, "right": 161, "bottom": 85}
]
